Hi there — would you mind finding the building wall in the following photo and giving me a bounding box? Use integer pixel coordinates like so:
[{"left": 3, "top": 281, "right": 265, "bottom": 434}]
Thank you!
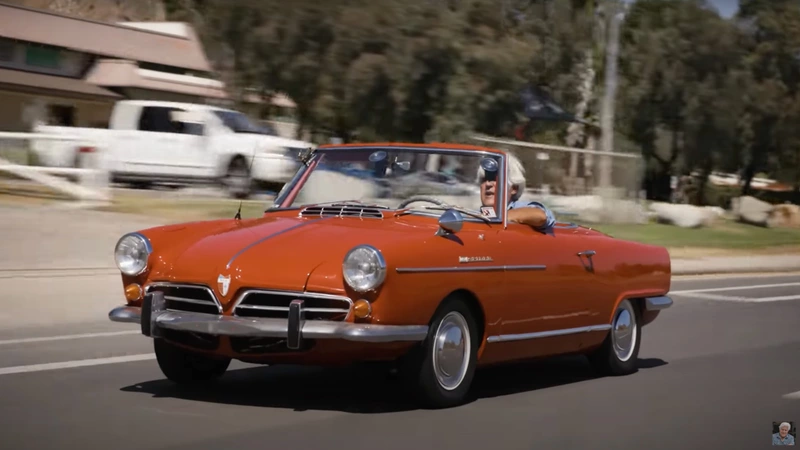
[{"left": 0, "top": 89, "right": 113, "bottom": 131}]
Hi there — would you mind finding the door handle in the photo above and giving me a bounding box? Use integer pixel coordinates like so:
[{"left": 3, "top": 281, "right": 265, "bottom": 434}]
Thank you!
[{"left": 577, "top": 250, "right": 596, "bottom": 273}]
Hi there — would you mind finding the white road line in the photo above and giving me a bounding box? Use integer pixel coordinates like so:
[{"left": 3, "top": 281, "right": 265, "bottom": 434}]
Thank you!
[
  {"left": 670, "top": 282, "right": 800, "bottom": 295},
  {"left": 674, "top": 292, "right": 800, "bottom": 303},
  {"left": 782, "top": 391, "right": 800, "bottom": 400},
  {"left": 0, "top": 330, "right": 140, "bottom": 346},
  {"left": 0, "top": 353, "right": 155, "bottom": 376}
]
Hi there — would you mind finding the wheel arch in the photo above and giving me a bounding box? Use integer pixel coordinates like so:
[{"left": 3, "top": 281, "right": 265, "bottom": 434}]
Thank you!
[{"left": 433, "top": 288, "right": 488, "bottom": 356}]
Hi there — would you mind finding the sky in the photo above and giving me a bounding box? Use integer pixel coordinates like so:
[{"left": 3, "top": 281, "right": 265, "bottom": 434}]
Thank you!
[
  {"left": 622, "top": 0, "right": 740, "bottom": 18},
  {"left": 708, "top": 0, "right": 739, "bottom": 18}
]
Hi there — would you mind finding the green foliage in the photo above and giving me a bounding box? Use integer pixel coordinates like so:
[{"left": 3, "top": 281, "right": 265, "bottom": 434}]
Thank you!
[{"left": 164, "top": 0, "right": 800, "bottom": 201}]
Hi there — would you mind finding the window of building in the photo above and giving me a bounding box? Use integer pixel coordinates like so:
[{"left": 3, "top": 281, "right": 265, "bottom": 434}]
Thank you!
[
  {"left": 0, "top": 38, "right": 16, "bottom": 62},
  {"left": 25, "top": 45, "right": 61, "bottom": 69},
  {"left": 47, "top": 105, "right": 75, "bottom": 127}
]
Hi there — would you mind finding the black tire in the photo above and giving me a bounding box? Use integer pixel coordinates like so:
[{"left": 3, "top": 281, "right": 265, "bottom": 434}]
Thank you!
[
  {"left": 400, "top": 297, "right": 480, "bottom": 409},
  {"left": 153, "top": 338, "right": 231, "bottom": 384},
  {"left": 587, "top": 298, "right": 641, "bottom": 376},
  {"left": 223, "top": 156, "right": 252, "bottom": 199}
]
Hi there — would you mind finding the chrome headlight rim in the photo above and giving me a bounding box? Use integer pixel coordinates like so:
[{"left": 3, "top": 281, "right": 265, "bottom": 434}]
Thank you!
[
  {"left": 342, "top": 244, "right": 387, "bottom": 293},
  {"left": 114, "top": 232, "right": 153, "bottom": 276}
]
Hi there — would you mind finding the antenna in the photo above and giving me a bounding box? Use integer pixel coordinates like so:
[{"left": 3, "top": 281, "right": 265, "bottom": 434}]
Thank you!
[{"left": 234, "top": 141, "right": 259, "bottom": 221}]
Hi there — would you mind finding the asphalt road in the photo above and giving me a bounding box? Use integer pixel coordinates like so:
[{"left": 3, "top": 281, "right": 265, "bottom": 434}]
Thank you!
[{"left": 1, "top": 273, "right": 799, "bottom": 450}]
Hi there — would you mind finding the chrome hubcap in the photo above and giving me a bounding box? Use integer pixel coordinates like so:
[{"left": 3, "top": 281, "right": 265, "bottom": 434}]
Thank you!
[
  {"left": 611, "top": 301, "right": 637, "bottom": 362},
  {"left": 432, "top": 311, "right": 471, "bottom": 391}
]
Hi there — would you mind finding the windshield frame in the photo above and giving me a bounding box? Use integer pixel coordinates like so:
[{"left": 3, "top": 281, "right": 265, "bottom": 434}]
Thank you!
[{"left": 268, "top": 145, "right": 510, "bottom": 226}]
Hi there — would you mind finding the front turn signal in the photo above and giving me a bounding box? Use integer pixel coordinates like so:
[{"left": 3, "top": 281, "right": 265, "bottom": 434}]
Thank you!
[
  {"left": 353, "top": 299, "right": 372, "bottom": 319},
  {"left": 125, "top": 283, "right": 143, "bottom": 301}
]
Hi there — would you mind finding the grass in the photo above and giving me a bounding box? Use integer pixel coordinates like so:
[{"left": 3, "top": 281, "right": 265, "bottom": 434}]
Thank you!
[
  {"left": 0, "top": 180, "right": 798, "bottom": 255},
  {"left": 96, "top": 192, "right": 269, "bottom": 221}
]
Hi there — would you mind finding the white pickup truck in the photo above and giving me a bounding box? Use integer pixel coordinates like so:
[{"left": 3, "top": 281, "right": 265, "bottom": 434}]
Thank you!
[{"left": 30, "top": 100, "right": 312, "bottom": 198}]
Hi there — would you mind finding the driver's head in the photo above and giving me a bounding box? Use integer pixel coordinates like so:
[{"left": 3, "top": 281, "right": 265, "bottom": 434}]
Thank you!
[{"left": 478, "top": 152, "right": 526, "bottom": 207}]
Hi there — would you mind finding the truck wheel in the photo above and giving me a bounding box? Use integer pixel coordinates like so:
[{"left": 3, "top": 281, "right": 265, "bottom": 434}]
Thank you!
[
  {"left": 400, "top": 297, "right": 479, "bottom": 409},
  {"left": 224, "top": 157, "right": 252, "bottom": 199},
  {"left": 587, "top": 299, "right": 641, "bottom": 376},
  {"left": 154, "top": 339, "right": 231, "bottom": 384}
]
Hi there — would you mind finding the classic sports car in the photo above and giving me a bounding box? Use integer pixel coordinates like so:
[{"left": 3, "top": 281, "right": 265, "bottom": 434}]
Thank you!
[{"left": 109, "top": 142, "right": 673, "bottom": 408}]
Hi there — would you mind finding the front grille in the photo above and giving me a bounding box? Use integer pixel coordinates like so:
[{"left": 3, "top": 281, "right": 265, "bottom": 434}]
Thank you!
[
  {"left": 300, "top": 205, "right": 384, "bottom": 219},
  {"left": 233, "top": 290, "right": 352, "bottom": 321},
  {"left": 145, "top": 283, "right": 221, "bottom": 315}
]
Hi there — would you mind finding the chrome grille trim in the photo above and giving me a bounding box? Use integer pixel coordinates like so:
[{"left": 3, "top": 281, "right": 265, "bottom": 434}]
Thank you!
[
  {"left": 144, "top": 282, "right": 222, "bottom": 314},
  {"left": 300, "top": 205, "right": 384, "bottom": 219},
  {"left": 232, "top": 289, "right": 353, "bottom": 321}
]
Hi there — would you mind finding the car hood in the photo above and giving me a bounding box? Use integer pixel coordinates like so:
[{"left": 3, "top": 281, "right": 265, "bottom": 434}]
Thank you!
[{"left": 143, "top": 214, "right": 438, "bottom": 307}]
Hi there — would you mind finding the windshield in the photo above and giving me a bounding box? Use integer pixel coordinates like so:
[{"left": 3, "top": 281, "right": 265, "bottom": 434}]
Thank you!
[
  {"left": 213, "top": 110, "right": 275, "bottom": 135},
  {"left": 272, "top": 147, "right": 506, "bottom": 218}
]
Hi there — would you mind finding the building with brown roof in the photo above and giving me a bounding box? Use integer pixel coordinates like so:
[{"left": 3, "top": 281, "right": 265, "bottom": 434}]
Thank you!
[{"left": 0, "top": 1, "right": 230, "bottom": 131}]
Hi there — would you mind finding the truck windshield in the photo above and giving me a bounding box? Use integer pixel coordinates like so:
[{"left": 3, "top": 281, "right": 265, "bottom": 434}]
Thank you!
[{"left": 213, "top": 110, "right": 275, "bottom": 135}]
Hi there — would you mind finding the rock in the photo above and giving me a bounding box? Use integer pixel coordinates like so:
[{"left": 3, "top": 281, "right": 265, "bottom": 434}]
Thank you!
[
  {"left": 767, "top": 203, "right": 800, "bottom": 228},
  {"left": 648, "top": 202, "right": 717, "bottom": 228},
  {"left": 520, "top": 194, "right": 649, "bottom": 224},
  {"left": 733, "top": 196, "right": 773, "bottom": 227},
  {"left": 293, "top": 170, "right": 378, "bottom": 206}
]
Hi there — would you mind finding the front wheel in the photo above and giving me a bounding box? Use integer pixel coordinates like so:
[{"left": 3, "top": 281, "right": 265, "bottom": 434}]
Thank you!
[
  {"left": 587, "top": 298, "right": 641, "bottom": 376},
  {"left": 154, "top": 339, "right": 231, "bottom": 384},
  {"left": 400, "top": 298, "right": 479, "bottom": 409}
]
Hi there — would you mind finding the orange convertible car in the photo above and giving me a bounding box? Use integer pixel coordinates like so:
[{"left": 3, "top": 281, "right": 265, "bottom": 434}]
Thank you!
[{"left": 109, "top": 142, "right": 672, "bottom": 408}]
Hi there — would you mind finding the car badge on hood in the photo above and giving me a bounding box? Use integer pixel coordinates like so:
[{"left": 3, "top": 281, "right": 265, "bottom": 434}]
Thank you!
[{"left": 217, "top": 274, "right": 231, "bottom": 297}]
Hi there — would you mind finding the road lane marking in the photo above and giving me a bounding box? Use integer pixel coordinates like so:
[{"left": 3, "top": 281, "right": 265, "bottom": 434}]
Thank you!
[
  {"left": 673, "top": 292, "right": 800, "bottom": 303},
  {"left": 0, "top": 353, "right": 155, "bottom": 376},
  {"left": 670, "top": 282, "right": 800, "bottom": 295},
  {"left": 783, "top": 391, "right": 800, "bottom": 400},
  {"left": 0, "top": 330, "right": 140, "bottom": 346}
]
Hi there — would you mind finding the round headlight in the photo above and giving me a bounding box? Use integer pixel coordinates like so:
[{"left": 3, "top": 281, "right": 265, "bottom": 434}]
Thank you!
[
  {"left": 342, "top": 245, "right": 387, "bottom": 292},
  {"left": 114, "top": 233, "right": 152, "bottom": 276}
]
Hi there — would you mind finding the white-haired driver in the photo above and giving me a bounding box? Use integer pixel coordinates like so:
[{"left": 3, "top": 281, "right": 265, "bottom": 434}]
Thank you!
[
  {"left": 478, "top": 152, "right": 555, "bottom": 233},
  {"left": 774, "top": 422, "right": 795, "bottom": 445}
]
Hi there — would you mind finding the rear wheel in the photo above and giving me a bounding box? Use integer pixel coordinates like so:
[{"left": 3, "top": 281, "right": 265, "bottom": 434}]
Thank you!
[
  {"left": 154, "top": 339, "right": 231, "bottom": 384},
  {"left": 401, "top": 297, "right": 479, "bottom": 409},
  {"left": 587, "top": 299, "right": 641, "bottom": 376}
]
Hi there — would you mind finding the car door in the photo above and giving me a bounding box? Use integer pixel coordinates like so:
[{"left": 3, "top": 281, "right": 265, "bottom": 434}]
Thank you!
[
  {"left": 494, "top": 221, "right": 602, "bottom": 359},
  {"left": 123, "top": 106, "right": 205, "bottom": 180}
]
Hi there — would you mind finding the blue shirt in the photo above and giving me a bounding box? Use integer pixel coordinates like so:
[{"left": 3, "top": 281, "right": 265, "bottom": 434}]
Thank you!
[
  {"left": 508, "top": 200, "right": 556, "bottom": 233},
  {"left": 773, "top": 433, "right": 795, "bottom": 445}
]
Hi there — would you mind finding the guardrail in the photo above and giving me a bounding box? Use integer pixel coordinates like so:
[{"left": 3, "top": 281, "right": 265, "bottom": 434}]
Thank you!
[{"left": 0, "top": 132, "right": 111, "bottom": 205}]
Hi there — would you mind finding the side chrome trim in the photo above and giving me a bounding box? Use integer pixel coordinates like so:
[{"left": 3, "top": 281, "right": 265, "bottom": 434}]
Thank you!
[
  {"left": 486, "top": 324, "right": 612, "bottom": 343},
  {"left": 144, "top": 282, "right": 222, "bottom": 313},
  {"left": 396, "top": 264, "right": 546, "bottom": 274},
  {"left": 225, "top": 218, "right": 327, "bottom": 269},
  {"left": 645, "top": 295, "right": 673, "bottom": 311},
  {"left": 107, "top": 305, "right": 429, "bottom": 343}
]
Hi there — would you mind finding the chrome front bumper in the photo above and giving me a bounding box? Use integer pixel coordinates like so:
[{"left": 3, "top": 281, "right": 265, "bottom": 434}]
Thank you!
[
  {"left": 644, "top": 295, "right": 673, "bottom": 311},
  {"left": 109, "top": 292, "right": 429, "bottom": 349}
]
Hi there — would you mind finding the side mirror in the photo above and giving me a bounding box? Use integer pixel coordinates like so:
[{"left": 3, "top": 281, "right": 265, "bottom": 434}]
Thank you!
[{"left": 435, "top": 209, "right": 464, "bottom": 236}]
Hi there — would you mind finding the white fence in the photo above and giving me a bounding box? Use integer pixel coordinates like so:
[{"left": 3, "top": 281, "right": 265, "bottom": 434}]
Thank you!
[{"left": 0, "top": 132, "right": 111, "bottom": 205}]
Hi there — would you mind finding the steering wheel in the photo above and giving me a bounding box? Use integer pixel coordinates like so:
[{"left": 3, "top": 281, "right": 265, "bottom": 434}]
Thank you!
[{"left": 397, "top": 196, "right": 448, "bottom": 209}]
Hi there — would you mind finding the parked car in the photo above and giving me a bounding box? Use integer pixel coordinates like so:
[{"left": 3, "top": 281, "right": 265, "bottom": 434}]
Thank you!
[
  {"left": 108, "top": 142, "right": 673, "bottom": 408},
  {"left": 30, "top": 100, "right": 311, "bottom": 198}
]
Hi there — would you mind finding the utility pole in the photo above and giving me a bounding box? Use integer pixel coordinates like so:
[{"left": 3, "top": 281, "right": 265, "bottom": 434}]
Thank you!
[{"left": 598, "top": 0, "right": 624, "bottom": 189}]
